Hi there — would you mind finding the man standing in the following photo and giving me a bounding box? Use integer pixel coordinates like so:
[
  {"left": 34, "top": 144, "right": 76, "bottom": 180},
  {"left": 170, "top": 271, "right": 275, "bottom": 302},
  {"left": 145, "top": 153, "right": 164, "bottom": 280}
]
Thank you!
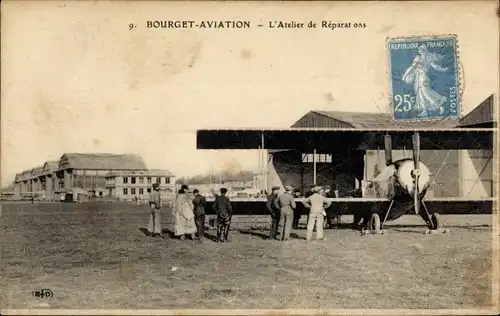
[
  {"left": 303, "top": 186, "right": 331, "bottom": 241},
  {"left": 274, "top": 185, "right": 296, "bottom": 241},
  {"left": 292, "top": 189, "right": 302, "bottom": 228},
  {"left": 323, "top": 185, "right": 339, "bottom": 229},
  {"left": 213, "top": 187, "right": 233, "bottom": 242},
  {"left": 266, "top": 186, "right": 281, "bottom": 240},
  {"left": 192, "top": 189, "right": 206, "bottom": 243},
  {"left": 147, "top": 183, "right": 163, "bottom": 238}
]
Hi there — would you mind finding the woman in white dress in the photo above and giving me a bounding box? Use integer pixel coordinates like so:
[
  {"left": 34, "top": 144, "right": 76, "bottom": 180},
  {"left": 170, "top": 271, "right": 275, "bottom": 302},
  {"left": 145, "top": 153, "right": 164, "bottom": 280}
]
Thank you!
[
  {"left": 173, "top": 187, "right": 197, "bottom": 240},
  {"left": 402, "top": 44, "right": 449, "bottom": 117}
]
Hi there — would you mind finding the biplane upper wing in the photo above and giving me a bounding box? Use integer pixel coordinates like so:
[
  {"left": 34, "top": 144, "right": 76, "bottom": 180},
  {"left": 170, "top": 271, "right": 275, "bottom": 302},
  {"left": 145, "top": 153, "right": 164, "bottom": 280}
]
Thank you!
[
  {"left": 203, "top": 197, "right": 495, "bottom": 216},
  {"left": 196, "top": 128, "right": 494, "bottom": 151}
]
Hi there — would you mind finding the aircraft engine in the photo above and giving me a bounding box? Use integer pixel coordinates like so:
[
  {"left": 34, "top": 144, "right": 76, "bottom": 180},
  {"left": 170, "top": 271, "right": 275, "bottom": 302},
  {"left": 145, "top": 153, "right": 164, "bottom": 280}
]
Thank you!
[
  {"left": 371, "top": 159, "right": 431, "bottom": 199},
  {"left": 396, "top": 159, "right": 432, "bottom": 197}
]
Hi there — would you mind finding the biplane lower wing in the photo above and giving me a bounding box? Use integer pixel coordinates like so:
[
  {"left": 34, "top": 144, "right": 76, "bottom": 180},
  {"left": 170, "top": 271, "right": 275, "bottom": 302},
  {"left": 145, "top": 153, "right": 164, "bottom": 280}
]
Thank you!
[{"left": 202, "top": 197, "right": 495, "bottom": 216}]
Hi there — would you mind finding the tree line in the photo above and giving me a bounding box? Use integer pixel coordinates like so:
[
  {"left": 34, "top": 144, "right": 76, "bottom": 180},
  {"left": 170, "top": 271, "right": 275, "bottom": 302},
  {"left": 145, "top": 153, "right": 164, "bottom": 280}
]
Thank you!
[{"left": 177, "top": 170, "right": 254, "bottom": 185}]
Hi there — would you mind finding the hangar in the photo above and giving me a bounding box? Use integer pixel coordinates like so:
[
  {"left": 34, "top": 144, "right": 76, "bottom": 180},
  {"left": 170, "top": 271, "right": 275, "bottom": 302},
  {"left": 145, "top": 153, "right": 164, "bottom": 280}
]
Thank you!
[
  {"left": 251, "top": 94, "right": 495, "bottom": 199},
  {"left": 12, "top": 153, "right": 176, "bottom": 201}
]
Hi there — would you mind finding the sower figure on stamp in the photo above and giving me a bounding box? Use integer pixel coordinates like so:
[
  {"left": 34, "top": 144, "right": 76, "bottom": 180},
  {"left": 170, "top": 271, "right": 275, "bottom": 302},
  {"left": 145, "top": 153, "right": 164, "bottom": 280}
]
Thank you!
[
  {"left": 266, "top": 186, "right": 281, "bottom": 240},
  {"left": 213, "top": 187, "right": 233, "bottom": 243},
  {"left": 173, "top": 185, "right": 197, "bottom": 240},
  {"left": 147, "top": 182, "right": 163, "bottom": 238},
  {"left": 402, "top": 44, "right": 449, "bottom": 117},
  {"left": 303, "top": 186, "right": 331, "bottom": 241},
  {"left": 192, "top": 189, "right": 206, "bottom": 243},
  {"left": 274, "top": 185, "right": 296, "bottom": 241}
]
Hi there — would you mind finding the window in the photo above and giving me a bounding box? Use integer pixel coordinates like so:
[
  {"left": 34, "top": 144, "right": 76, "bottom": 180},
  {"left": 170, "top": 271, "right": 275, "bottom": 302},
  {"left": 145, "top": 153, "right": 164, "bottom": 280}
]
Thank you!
[
  {"left": 139, "top": 188, "right": 144, "bottom": 195},
  {"left": 131, "top": 188, "right": 136, "bottom": 195},
  {"left": 123, "top": 188, "right": 128, "bottom": 195},
  {"left": 147, "top": 177, "right": 152, "bottom": 184},
  {"left": 158, "top": 177, "right": 162, "bottom": 184},
  {"left": 131, "top": 177, "right": 136, "bottom": 184},
  {"left": 165, "top": 177, "right": 170, "bottom": 184},
  {"left": 302, "top": 153, "right": 333, "bottom": 163},
  {"left": 139, "top": 177, "right": 144, "bottom": 184},
  {"left": 123, "top": 177, "right": 128, "bottom": 184},
  {"left": 147, "top": 188, "right": 151, "bottom": 193}
]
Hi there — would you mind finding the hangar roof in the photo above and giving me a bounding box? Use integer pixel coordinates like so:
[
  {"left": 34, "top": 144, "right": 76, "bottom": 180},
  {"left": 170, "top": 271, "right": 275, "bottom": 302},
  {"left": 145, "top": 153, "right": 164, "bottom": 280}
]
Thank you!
[
  {"left": 292, "top": 111, "right": 459, "bottom": 129},
  {"left": 58, "top": 153, "right": 148, "bottom": 170},
  {"left": 458, "top": 94, "right": 495, "bottom": 128}
]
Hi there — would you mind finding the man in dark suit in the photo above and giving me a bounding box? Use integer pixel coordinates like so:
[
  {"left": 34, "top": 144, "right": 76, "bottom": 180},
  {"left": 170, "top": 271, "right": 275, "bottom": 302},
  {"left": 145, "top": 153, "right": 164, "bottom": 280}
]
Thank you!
[
  {"left": 266, "top": 186, "right": 281, "bottom": 240},
  {"left": 192, "top": 189, "right": 206, "bottom": 243},
  {"left": 213, "top": 187, "right": 233, "bottom": 242}
]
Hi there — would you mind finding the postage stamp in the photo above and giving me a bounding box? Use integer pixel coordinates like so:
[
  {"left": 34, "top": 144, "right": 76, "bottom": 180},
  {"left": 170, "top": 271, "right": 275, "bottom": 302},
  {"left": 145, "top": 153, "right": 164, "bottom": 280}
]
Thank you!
[{"left": 387, "top": 35, "right": 460, "bottom": 122}]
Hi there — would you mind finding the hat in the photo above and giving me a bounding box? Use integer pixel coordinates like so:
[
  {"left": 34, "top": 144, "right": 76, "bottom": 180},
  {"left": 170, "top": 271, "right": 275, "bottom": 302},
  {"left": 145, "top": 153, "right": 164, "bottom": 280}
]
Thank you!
[
  {"left": 313, "top": 186, "right": 323, "bottom": 192},
  {"left": 324, "top": 185, "right": 331, "bottom": 190},
  {"left": 220, "top": 187, "right": 228, "bottom": 194},
  {"left": 152, "top": 183, "right": 160, "bottom": 187},
  {"left": 271, "top": 186, "right": 280, "bottom": 191},
  {"left": 181, "top": 184, "right": 189, "bottom": 190},
  {"left": 284, "top": 185, "right": 294, "bottom": 192}
]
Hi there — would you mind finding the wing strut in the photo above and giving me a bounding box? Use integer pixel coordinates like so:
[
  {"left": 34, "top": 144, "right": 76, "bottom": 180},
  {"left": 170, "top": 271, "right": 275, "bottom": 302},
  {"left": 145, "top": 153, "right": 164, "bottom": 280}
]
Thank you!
[
  {"left": 313, "top": 149, "right": 317, "bottom": 185},
  {"left": 412, "top": 132, "right": 421, "bottom": 215},
  {"left": 261, "top": 132, "right": 267, "bottom": 193}
]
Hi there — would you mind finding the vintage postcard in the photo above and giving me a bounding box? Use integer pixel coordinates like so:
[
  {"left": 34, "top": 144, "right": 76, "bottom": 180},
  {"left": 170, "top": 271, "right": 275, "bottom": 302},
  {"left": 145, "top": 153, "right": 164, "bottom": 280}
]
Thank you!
[{"left": 1, "top": 0, "right": 498, "bottom": 315}]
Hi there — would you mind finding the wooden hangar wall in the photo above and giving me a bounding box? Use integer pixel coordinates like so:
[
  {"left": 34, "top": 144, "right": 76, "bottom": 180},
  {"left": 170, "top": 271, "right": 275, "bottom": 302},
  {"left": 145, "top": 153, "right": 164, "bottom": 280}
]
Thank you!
[{"left": 264, "top": 149, "right": 469, "bottom": 198}]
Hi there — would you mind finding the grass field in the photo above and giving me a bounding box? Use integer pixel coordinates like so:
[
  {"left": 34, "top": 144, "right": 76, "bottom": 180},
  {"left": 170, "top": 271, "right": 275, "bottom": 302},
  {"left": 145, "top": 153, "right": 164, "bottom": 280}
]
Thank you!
[{"left": 0, "top": 202, "right": 495, "bottom": 310}]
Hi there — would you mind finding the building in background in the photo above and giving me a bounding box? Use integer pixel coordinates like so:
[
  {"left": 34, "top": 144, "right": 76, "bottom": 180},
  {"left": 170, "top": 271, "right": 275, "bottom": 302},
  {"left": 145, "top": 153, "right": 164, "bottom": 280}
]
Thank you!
[
  {"left": 12, "top": 153, "right": 175, "bottom": 201},
  {"left": 105, "top": 169, "right": 176, "bottom": 199}
]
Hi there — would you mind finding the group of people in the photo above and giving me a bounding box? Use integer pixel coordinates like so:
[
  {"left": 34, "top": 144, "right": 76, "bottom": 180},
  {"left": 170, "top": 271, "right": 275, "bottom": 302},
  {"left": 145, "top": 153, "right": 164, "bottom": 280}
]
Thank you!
[
  {"left": 146, "top": 182, "right": 338, "bottom": 243},
  {"left": 267, "top": 185, "right": 334, "bottom": 242},
  {"left": 146, "top": 183, "right": 233, "bottom": 243}
]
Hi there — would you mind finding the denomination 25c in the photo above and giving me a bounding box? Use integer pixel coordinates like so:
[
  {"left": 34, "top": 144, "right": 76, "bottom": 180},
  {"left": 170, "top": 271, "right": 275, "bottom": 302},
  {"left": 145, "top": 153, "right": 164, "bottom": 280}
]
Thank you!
[{"left": 394, "top": 94, "right": 415, "bottom": 112}]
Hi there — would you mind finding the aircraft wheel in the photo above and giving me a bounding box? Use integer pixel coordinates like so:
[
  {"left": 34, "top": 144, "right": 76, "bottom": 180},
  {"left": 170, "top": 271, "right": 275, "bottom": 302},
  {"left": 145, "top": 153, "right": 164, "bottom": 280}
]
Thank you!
[
  {"left": 369, "top": 213, "right": 381, "bottom": 231},
  {"left": 431, "top": 213, "right": 441, "bottom": 230}
]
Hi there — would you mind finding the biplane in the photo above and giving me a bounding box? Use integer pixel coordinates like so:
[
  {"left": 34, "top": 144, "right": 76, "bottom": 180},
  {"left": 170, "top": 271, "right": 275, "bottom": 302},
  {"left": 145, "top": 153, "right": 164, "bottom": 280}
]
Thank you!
[{"left": 196, "top": 127, "right": 495, "bottom": 234}]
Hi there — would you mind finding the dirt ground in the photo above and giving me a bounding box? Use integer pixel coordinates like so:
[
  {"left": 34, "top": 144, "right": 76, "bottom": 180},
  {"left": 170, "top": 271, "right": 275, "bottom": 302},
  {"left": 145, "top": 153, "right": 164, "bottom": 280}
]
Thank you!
[{"left": 0, "top": 202, "right": 495, "bottom": 310}]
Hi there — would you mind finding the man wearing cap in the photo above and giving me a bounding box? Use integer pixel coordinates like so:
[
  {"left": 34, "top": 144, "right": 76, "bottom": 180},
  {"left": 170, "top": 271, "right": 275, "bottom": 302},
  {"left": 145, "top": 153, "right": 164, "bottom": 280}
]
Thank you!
[
  {"left": 147, "top": 183, "right": 163, "bottom": 238},
  {"left": 303, "top": 186, "right": 331, "bottom": 241},
  {"left": 323, "top": 185, "right": 338, "bottom": 229},
  {"left": 192, "top": 189, "right": 206, "bottom": 243},
  {"left": 266, "top": 186, "right": 281, "bottom": 240},
  {"left": 295, "top": 184, "right": 316, "bottom": 228},
  {"left": 213, "top": 187, "right": 233, "bottom": 242},
  {"left": 274, "top": 185, "right": 296, "bottom": 241}
]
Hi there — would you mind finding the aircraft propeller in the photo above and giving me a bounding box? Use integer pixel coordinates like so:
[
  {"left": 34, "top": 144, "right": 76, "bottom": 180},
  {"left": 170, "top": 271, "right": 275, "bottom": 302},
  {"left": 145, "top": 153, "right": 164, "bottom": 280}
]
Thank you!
[
  {"left": 412, "top": 132, "right": 421, "bottom": 215},
  {"left": 384, "top": 134, "right": 393, "bottom": 166}
]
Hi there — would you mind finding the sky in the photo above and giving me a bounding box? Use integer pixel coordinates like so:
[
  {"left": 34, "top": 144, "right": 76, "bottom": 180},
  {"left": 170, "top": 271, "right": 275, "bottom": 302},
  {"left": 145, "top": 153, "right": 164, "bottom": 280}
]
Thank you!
[{"left": 1, "top": 1, "right": 499, "bottom": 186}]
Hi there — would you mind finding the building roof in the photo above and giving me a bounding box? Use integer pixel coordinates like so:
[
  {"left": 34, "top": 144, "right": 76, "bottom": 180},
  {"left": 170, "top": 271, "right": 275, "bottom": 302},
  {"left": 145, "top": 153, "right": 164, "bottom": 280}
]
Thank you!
[
  {"left": 58, "top": 153, "right": 148, "bottom": 170},
  {"left": 31, "top": 166, "right": 44, "bottom": 177},
  {"left": 458, "top": 94, "right": 495, "bottom": 127},
  {"left": 105, "top": 169, "right": 175, "bottom": 177},
  {"left": 42, "top": 161, "right": 59, "bottom": 174},
  {"left": 296, "top": 111, "right": 459, "bottom": 129}
]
